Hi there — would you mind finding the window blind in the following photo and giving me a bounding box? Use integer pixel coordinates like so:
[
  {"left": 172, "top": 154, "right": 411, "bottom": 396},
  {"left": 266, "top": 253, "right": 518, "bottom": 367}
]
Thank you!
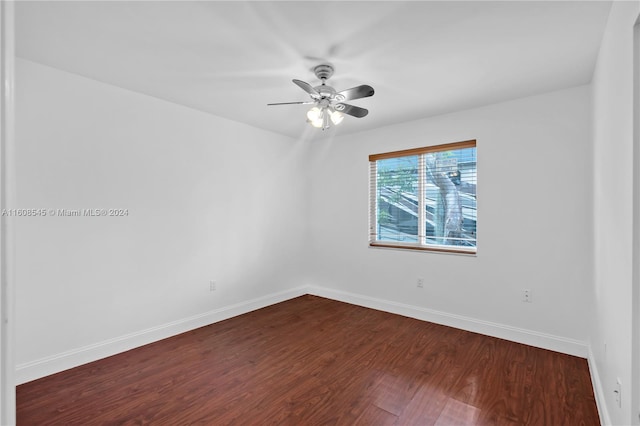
[{"left": 369, "top": 140, "right": 477, "bottom": 254}]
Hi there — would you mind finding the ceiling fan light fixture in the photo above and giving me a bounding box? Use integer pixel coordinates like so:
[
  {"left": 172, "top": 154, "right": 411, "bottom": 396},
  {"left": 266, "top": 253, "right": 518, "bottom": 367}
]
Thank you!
[
  {"left": 330, "top": 110, "right": 344, "bottom": 125},
  {"left": 307, "top": 106, "right": 324, "bottom": 128},
  {"left": 306, "top": 106, "right": 322, "bottom": 122},
  {"left": 309, "top": 117, "right": 324, "bottom": 128}
]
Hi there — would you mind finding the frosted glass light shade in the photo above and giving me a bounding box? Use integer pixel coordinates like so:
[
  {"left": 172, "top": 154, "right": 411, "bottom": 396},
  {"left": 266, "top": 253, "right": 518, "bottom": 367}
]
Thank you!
[
  {"left": 330, "top": 110, "right": 344, "bottom": 125},
  {"left": 307, "top": 107, "right": 322, "bottom": 121}
]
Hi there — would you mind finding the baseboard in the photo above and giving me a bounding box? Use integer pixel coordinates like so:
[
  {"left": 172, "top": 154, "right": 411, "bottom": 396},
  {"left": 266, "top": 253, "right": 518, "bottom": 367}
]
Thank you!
[
  {"left": 587, "top": 344, "right": 611, "bottom": 426},
  {"left": 306, "top": 285, "right": 589, "bottom": 358},
  {"left": 16, "top": 284, "right": 590, "bottom": 385},
  {"left": 15, "top": 286, "right": 308, "bottom": 385}
]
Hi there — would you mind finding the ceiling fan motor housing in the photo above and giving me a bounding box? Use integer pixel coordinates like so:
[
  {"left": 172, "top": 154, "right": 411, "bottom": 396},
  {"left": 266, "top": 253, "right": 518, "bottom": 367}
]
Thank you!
[{"left": 315, "top": 85, "right": 337, "bottom": 99}]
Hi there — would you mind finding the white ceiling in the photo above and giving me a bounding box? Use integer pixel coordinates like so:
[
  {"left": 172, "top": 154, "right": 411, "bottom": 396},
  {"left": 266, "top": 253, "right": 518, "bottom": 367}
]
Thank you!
[{"left": 16, "top": 1, "right": 611, "bottom": 139}]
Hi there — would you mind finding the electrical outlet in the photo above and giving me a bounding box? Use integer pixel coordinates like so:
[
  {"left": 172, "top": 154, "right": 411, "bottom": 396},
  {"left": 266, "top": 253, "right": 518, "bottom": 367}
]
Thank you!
[
  {"left": 522, "top": 289, "right": 532, "bottom": 303},
  {"left": 614, "top": 378, "right": 622, "bottom": 408},
  {"left": 209, "top": 281, "right": 216, "bottom": 292},
  {"left": 417, "top": 278, "right": 424, "bottom": 288}
]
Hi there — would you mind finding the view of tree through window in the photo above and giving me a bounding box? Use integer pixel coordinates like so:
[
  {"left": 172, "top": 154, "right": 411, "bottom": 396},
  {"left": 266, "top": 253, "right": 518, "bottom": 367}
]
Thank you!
[{"left": 369, "top": 141, "right": 477, "bottom": 254}]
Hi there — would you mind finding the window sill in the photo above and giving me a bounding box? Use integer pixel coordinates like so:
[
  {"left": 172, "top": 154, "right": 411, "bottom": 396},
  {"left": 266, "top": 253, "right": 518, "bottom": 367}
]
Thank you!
[{"left": 369, "top": 241, "right": 477, "bottom": 256}]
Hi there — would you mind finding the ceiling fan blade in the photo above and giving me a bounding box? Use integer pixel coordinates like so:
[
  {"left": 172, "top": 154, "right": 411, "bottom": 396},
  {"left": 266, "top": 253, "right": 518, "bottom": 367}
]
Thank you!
[
  {"left": 335, "top": 103, "right": 369, "bottom": 118},
  {"left": 292, "top": 79, "right": 320, "bottom": 98},
  {"left": 267, "top": 101, "right": 315, "bottom": 106},
  {"left": 336, "top": 85, "right": 375, "bottom": 102}
]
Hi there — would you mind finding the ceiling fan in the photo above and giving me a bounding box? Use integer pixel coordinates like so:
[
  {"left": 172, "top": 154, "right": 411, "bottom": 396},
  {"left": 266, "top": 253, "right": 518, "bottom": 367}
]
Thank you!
[{"left": 268, "top": 64, "right": 375, "bottom": 130}]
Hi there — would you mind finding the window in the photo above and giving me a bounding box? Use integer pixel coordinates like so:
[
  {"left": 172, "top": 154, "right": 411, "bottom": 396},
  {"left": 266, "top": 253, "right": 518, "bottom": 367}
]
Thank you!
[{"left": 369, "top": 140, "right": 477, "bottom": 254}]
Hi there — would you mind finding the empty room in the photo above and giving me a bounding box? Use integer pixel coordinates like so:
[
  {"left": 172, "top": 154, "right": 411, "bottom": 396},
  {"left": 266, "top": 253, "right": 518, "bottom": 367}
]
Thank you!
[{"left": 1, "top": 0, "right": 639, "bottom": 424}]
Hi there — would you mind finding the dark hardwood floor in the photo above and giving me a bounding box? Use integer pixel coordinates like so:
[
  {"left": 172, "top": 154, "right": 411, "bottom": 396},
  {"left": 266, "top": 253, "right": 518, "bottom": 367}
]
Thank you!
[{"left": 17, "top": 295, "right": 599, "bottom": 425}]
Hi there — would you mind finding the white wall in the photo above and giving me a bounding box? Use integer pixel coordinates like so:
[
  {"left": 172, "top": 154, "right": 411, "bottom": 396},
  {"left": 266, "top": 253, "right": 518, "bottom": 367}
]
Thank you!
[
  {"left": 591, "top": 2, "right": 640, "bottom": 425},
  {"left": 307, "top": 85, "right": 593, "bottom": 355},
  {"left": 1, "top": 2, "right": 17, "bottom": 424},
  {"left": 14, "top": 58, "right": 309, "bottom": 383}
]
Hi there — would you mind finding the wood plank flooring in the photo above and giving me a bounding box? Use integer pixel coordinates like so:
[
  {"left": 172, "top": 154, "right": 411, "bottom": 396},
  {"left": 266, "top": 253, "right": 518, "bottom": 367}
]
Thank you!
[{"left": 17, "top": 295, "right": 600, "bottom": 425}]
